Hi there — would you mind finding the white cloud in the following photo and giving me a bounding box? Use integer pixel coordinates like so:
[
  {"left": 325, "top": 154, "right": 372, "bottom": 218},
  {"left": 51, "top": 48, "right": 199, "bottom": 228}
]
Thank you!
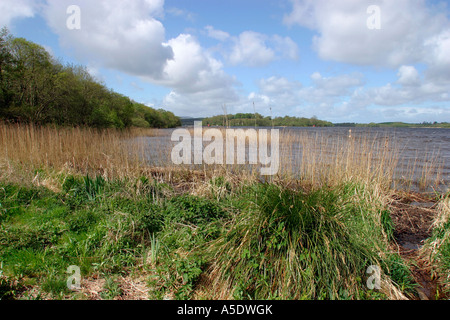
[
  {"left": 152, "top": 34, "right": 239, "bottom": 116},
  {"left": 377, "top": 105, "right": 450, "bottom": 122},
  {"left": 247, "top": 69, "right": 450, "bottom": 122},
  {"left": 332, "top": 64, "right": 450, "bottom": 122},
  {"left": 368, "top": 64, "right": 450, "bottom": 107},
  {"left": 309, "top": 72, "right": 364, "bottom": 96},
  {"left": 271, "top": 35, "right": 299, "bottom": 61},
  {"left": 248, "top": 76, "right": 303, "bottom": 111},
  {"left": 44, "top": 0, "right": 172, "bottom": 78},
  {"left": 0, "top": 0, "right": 39, "bottom": 27},
  {"left": 247, "top": 73, "right": 365, "bottom": 118},
  {"left": 258, "top": 76, "right": 302, "bottom": 95},
  {"left": 204, "top": 25, "right": 230, "bottom": 41},
  {"left": 163, "top": 86, "right": 239, "bottom": 117},
  {"left": 166, "top": 7, "right": 195, "bottom": 22},
  {"left": 397, "top": 66, "right": 420, "bottom": 87},
  {"left": 426, "top": 29, "right": 450, "bottom": 67},
  {"left": 205, "top": 27, "right": 299, "bottom": 67},
  {"left": 0, "top": 0, "right": 37, "bottom": 24},
  {"left": 228, "top": 31, "right": 276, "bottom": 67},
  {"left": 283, "top": 0, "right": 450, "bottom": 68},
  {"left": 229, "top": 31, "right": 299, "bottom": 66},
  {"left": 280, "top": 0, "right": 450, "bottom": 122},
  {"left": 158, "top": 34, "right": 236, "bottom": 93},
  {"left": 424, "top": 29, "right": 450, "bottom": 83}
]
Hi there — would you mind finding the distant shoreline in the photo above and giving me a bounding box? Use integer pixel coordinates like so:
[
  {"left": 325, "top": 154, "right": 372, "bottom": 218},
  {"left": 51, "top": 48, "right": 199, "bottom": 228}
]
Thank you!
[
  {"left": 181, "top": 123, "right": 450, "bottom": 129},
  {"left": 334, "top": 123, "right": 450, "bottom": 129},
  {"left": 181, "top": 116, "right": 449, "bottom": 129}
]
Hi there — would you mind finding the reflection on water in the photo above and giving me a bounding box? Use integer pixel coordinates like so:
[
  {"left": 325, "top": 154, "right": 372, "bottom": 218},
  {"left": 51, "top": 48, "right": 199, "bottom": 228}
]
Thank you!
[{"left": 129, "top": 127, "right": 449, "bottom": 193}]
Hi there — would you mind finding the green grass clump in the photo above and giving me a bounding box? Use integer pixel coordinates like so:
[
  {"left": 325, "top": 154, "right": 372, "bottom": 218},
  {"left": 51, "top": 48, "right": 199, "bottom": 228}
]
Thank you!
[{"left": 206, "top": 182, "right": 397, "bottom": 299}]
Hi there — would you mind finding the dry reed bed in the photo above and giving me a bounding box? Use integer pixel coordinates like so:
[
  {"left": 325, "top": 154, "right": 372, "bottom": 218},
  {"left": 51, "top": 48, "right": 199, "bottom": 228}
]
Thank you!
[
  {"left": 0, "top": 123, "right": 444, "bottom": 192},
  {"left": 0, "top": 123, "right": 158, "bottom": 180}
]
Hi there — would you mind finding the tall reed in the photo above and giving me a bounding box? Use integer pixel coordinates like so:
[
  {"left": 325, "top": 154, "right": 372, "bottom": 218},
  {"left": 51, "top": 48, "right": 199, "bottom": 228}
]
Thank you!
[
  {"left": 276, "top": 129, "right": 401, "bottom": 189},
  {"left": 0, "top": 123, "right": 157, "bottom": 180}
]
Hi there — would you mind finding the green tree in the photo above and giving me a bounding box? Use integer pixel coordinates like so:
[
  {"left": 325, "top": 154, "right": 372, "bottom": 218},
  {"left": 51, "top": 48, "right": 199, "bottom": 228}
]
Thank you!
[
  {"left": 0, "top": 27, "right": 15, "bottom": 117},
  {"left": 7, "top": 37, "right": 56, "bottom": 123},
  {"left": 0, "top": 31, "right": 181, "bottom": 129}
]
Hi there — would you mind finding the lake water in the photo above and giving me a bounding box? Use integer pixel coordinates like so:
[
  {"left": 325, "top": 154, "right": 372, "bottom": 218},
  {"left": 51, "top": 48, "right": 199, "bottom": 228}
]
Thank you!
[{"left": 132, "top": 127, "right": 449, "bottom": 193}]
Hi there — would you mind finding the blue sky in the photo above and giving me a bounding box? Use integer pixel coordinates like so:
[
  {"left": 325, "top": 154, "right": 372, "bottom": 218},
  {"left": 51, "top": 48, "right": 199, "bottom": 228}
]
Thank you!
[{"left": 2, "top": 0, "right": 450, "bottom": 123}]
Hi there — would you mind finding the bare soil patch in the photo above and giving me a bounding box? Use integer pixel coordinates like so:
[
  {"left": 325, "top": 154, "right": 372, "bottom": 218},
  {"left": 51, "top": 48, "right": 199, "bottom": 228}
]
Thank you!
[{"left": 389, "top": 192, "right": 443, "bottom": 300}]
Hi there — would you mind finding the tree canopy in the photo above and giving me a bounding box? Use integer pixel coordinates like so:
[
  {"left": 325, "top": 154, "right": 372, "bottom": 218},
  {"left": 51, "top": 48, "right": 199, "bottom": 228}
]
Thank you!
[{"left": 0, "top": 27, "right": 180, "bottom": 129}]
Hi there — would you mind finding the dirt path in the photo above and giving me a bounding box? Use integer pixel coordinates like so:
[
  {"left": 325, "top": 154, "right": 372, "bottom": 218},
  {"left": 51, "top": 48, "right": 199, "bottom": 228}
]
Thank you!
[{"left": 389, "top": 193, "right": 441, "bottom": 300}]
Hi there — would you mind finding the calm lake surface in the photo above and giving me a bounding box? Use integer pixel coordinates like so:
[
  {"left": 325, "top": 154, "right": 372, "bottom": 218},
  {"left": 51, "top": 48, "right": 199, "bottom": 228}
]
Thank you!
[{"left": 133, "top": 127, "right": 449, "bottom": 193}]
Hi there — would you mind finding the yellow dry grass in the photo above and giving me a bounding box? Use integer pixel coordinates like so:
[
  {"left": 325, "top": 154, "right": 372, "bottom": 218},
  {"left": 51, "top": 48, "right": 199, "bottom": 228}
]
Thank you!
[{"left": 0, "top": 123, "right": 157, "bottom": 180}]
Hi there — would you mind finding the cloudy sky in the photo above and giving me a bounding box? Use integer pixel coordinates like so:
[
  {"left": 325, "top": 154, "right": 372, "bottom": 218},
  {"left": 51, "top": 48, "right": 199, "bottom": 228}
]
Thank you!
[{"left": 2, "top": 0, "right": 450, "bottom": 123}]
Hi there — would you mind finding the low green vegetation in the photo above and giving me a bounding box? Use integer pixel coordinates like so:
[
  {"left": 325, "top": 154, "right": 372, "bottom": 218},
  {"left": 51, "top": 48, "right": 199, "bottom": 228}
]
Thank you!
[
  {"left": 0, "top": 27, "right": 180, "bottom": 129},
  {"left": 0, "top": 173, "right": 418, "bottom": 300}
]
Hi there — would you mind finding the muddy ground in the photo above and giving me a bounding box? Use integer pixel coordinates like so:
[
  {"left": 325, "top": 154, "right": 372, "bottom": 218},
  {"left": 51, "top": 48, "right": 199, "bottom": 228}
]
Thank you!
[{"left": 389, "top": 192, "right": 447, "bottom": 300}]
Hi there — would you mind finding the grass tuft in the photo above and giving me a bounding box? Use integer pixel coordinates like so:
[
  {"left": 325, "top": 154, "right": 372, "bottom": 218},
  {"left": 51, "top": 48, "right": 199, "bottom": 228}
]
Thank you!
[{"left": 205, "top": 182, "right": 397, "bottom": 299}]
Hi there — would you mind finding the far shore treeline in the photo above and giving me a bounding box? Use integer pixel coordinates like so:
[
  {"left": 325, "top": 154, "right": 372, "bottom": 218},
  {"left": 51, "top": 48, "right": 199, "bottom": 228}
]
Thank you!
[
  {"left": 0, "top": 28, "right": 180, "bottom": 129},
  {"left": 202, "top": 113, "right": 333, "bottom": 127},
  {"left": 201, "top": 114, "right": 449, "bottom": 129}
]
